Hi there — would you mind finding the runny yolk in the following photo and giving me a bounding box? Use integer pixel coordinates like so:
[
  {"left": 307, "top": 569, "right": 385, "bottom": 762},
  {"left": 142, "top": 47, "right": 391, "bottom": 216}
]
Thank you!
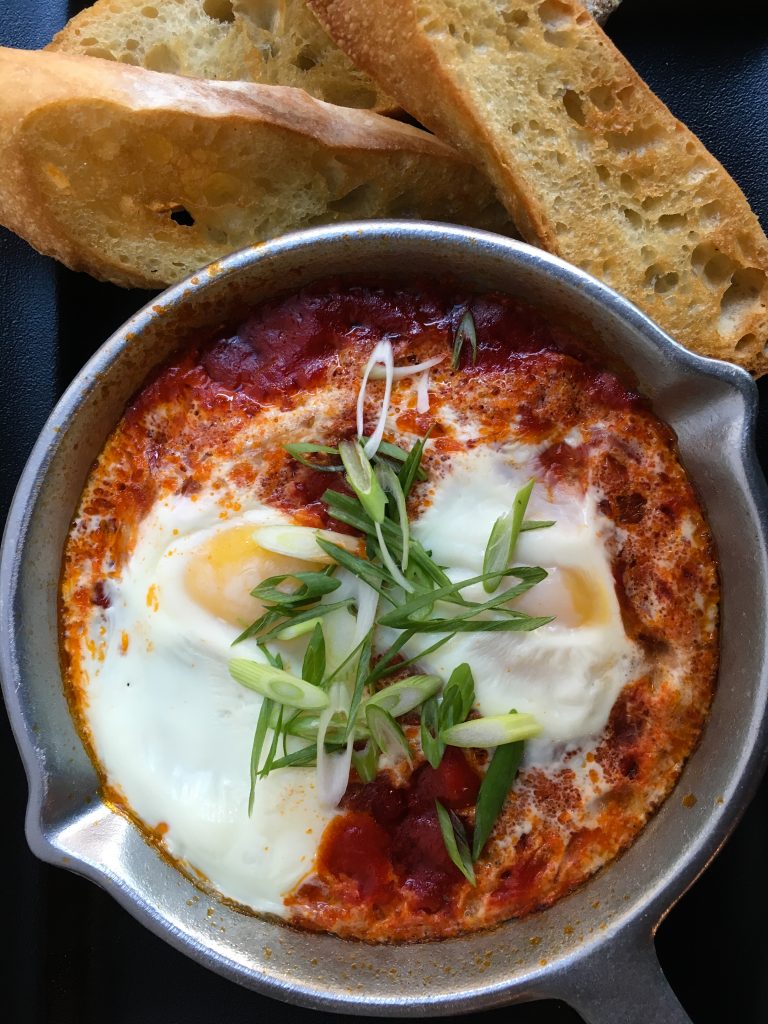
[
  {"left": 514, "top": 567, "right": 611, "bottom": 628},
  {"left": 184, "top": 523, "right": 321, "bottom": 627}
]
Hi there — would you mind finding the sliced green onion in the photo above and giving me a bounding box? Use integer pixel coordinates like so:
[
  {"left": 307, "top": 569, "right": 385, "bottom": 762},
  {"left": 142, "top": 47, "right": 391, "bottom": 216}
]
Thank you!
[
  {"left": 302, "top": 622, "right": 326, "bottom": 687},
  {"left": 364, "top": 674, "right": 442, "bottom": 719},
  {"left": 250, "top": 571, "right": 340, "bottom": 607},
  {"left": 257, "top": 599, "right": 355, "bottom": 644},
  {"left": 441, "top": 712, "right": 542, "bottom": 748},
  {"left": 366, "top": 704, "right": 411, "bottom": 762},
  {"left": 247, "top": 697, "right": 273, "bottom": 815},
  {"left": 258, "top": 704, "right": 284, "bottom": 778},
  {"left": 265, "top": 741, "right": 346, "bottom": 772},
  {"left": 451, "top": 310, "right": 477, "bottom": 370},
  {"left": 352, "top": 739, "right": 379, "bottom": 784},
  {"left": 374, "top": 520, "right": 414, "bottom": 593},
  {"left": 274, "top": 616, "right": 322, "bottom": 641},
  {"left": 257, "top": 643, "right": 283, "bottom": 670},
  {"left": 482, "top": 479, "right": 535, "bottom": 593},
  {"left": 252, "top": 525, "right": 362, "bottom": 564},
  {"left": 435, "top": 801, "right": 476, "bottom": 885},
  {"left": 345, "top": 629, "right": 374, "bottom": 741},
  {"left": 229, "top": 660, "right": 330, "bottom": 710},
  {"left": 339, "top": 439, "right": 386, "bottom": 524},
  {"left": 398, "top": 428, "right": 431, "bottom": 498},
  {"left": 439, "top": 663, "right": 475, "bottom": 730},
  {"left": 315, "top": 537, "right": 393, "bottom": 601},
  {"left": 420, "top": 696, "right": 443, "bottom": 769},
  {"left": 472, "top": 737, "right": 525, "bottom": 860},
  {"left": 376, "top": 462, "right": 410, "bottom": 571},
  {"left": 369, "top": 354, "right": 446, "bottom": 380},
  {"left": 357, "top": 338, "right": 394, "bottom": 458},
  {"left": 284, "top": 442, "right": 343, "bottom": 472},
  {"left": 520, "top": 519, "right": 556, "bottom": 532},
  {"left": 377, "top": 566, "right": 546, "bottom": 628}
]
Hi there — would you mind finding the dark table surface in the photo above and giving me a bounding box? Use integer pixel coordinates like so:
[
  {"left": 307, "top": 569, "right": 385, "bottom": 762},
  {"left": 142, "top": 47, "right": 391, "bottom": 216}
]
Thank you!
[{"left": 2, "top": 1, "right": 767, "bottom": 1022}]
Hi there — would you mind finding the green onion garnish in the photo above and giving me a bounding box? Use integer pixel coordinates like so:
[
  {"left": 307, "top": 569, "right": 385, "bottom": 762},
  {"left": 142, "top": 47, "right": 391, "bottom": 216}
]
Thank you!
[
  {"left": 339, "top": 439, "right": 386, "bottom": 524},
  {"left": 376, "top": 461, "right": 410, "bottom": 570},
  {"left": 451, "top": 310, "right": 478, "bottom": 370},
  {"left": 420, "top": 696, "right": 443, "bottom": 770},
  {"left": 274, "top": 616, "right": 323, "bottom": 641},
  {"left": 441, "top": 712, "right": 541, "bottom": 748},
  {"left": 250, "top": 571, "right": 340, "bottom": 607},
  {"left": 435, "top": 801, "right": 476, "bottom": 885},
  {"left": 352, "top": 739, "right": 379, "bottom": 784},
  {"left": 229, "top": 660, "right": 330, "bottom": 710},
  {"left": 364, "top": 674, "right": 442, "bottom": 719},
  {"left": 247, "top": 697, "right": 273, "bottom": 815},
  {"left": 366, "top": 704, "right": 411, "bottom": 762},
  {"left": 283, "top": 442, "right": 343, "bottom": 472},
  {"left": 472, "top": 735, "right": 525, "bottom": 860},
  {"left": 482, "top": 479, "right": 535, "bottom": 593},
  {"left": 301, "top": 622, "right": 326, "bottom": 687}
]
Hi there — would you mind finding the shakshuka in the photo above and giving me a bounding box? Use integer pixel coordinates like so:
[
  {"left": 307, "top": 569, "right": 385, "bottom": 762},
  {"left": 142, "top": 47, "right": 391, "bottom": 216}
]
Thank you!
[{"left": 60, "top": 279, "right": 718, "bottom": 942}]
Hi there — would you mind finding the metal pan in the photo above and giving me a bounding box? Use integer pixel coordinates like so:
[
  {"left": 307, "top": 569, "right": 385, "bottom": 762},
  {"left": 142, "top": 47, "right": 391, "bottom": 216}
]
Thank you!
[{"left": 2, "top": 222, "right": 767, "bottom": 1022}]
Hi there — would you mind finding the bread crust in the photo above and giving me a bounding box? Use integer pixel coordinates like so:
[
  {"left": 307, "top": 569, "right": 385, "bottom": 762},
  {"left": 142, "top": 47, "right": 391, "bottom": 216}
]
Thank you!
[
  {"left": 307, "top": 0, "right": 768, "bottom": 373},
  {"left": 0, "top": 47, "right": 511, "bottom": 288}
]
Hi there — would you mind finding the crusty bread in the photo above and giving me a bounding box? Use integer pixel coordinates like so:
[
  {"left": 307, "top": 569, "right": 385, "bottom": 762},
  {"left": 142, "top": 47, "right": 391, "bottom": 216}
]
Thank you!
[
  {"left": 308, "top": 0, "right": 768, "bottom": 374},
  {"left": 46, "top": 0, "right": 396, "bottom": 112},
  {"left": 0, "top": 47, "right": 513, "bottom": 289},
  {"left": 46, "top": 0, "right": 620, "bottom": 115}
]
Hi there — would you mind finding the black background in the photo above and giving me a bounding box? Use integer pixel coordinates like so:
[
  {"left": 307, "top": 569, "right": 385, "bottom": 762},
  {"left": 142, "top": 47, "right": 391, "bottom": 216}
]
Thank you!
[{"left": 2, "top": 2, "right": 767, "bottom": 1021}]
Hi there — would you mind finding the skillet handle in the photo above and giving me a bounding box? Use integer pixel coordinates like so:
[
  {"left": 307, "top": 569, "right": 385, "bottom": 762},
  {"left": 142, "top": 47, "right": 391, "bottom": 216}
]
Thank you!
[{"left": 552, "top": 926, "right": 693, "bottom": 1024}]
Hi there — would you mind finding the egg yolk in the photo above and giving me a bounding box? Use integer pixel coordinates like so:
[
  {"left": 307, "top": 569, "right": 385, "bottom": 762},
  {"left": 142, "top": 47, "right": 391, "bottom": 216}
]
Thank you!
[
  {"left": 185, "top": 524, "right": 321, "bottom": 626},
  {"left": 514, "top": 567, "right": 611, "bottom": 628}
]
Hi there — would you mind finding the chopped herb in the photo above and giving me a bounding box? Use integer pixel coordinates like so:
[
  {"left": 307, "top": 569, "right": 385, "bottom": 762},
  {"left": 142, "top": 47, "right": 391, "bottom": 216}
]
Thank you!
[
  {"left": 482, "top": 479, "right": 534, "bottom": 593},
  {"left": 451, "top": 310, "right": 478, "bottom": 370},
  {"left": 435, "top": 801, "right": 476, "bottom": 885},
  {"left": 229, "top": 660, "right": 330, "bottom": 710},
  {"left": 441, "top": 712, "right": 542, "bottom": 748},
  {"left": 283, "top": 442, "right": 343, "bottom": 472},
  {"left": 366, "top": 704, "right": 411, "bottom": 762},
  {"left": 351, "top": 739, "right": 379, "bottom": 784},
  {"left": 247, "top": 697, "right": 273, "bottom": 815},
  {"left": 339, "top": 439, "right": 387, "bottom": 523},
  {"left": 472, "top": 737, "right": 525, "bottom": 860},
  {"left": 301, "top": 622, "right": 326, "bottom": 687}
]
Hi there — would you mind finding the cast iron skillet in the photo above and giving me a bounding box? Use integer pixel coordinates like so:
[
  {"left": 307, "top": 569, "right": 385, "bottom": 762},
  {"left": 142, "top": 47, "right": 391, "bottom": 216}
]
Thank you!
[{"left": 2, "top": 222, "right": 767, "bottom": 1023}]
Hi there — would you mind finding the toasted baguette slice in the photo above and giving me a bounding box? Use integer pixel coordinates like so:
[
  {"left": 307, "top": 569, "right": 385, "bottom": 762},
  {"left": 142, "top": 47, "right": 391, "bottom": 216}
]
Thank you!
[
  {"left": 308, "top": 0, "right": 768, "bottom": 373},
  {"left": 46, "top": 0, "right": 619, "bottom": 115},
  {"left": 46, "top": 0, "right": 396, "bottom": 113},
  {"left": 0, "top": 47, "right": 513, "bottom": 289}
]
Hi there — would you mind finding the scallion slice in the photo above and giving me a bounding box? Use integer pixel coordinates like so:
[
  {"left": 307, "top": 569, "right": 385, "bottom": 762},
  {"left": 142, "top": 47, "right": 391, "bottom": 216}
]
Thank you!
[
  {"left": 451, "top": 310, "right": 478, "bottom": 370},
  {"left": 273, "top": 616, "right": 322, "bottom": 641},
  {"left": 435, "top": 801, "right": 476, "bottom": 885},
  {"left": 351, "top": 739, "right": 379, "bottom": 784},
  {"left": 441, "top": 712, "right": 541, "bottom": 748},
  {"left": 302, "top": 622, "right": 326, "bottom": 687},
  {"left": 375, "top": 461, "right": 410, "bottom": 571},
  {"left": 283, "top": 442, "right": 343, "bottom": 472},
  {"left": 366, "top": 704, "right": 411, "bottom": 762},
  {"left": 339, "top": 439, "right": 386, "bottom": 524},
  {"left": 482, "top": 479, "right": 535, "bottom": 593},
  {"left": 472, "top": 737, "right": 525, "bottom": 860},
  {"left": 357, "top": 338, "right": 394, "bottom": 458},
  {"left": 363, "top": 674, "right": 442, "bottom": 719},
  {"left": 247, "top": 697, "right": 273, "bottom": 815},
  {"left": 229, "top": 660, "right": 330, "bottom": 710}
]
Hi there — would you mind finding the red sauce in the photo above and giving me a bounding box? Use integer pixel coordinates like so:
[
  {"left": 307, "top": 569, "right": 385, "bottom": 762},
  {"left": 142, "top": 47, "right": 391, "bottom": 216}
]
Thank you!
[{"left": 303, "top": 748, "right": 480, "bottom": 912}]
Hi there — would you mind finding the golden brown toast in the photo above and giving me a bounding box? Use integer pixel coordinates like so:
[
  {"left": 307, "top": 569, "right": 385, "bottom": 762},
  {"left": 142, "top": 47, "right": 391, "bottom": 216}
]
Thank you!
[
  {"left": 308, "top": 0, "right": 768, "bottom": 373},
  {"left": 0, "top": 46, "right": 512, "bottom": 289}
]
